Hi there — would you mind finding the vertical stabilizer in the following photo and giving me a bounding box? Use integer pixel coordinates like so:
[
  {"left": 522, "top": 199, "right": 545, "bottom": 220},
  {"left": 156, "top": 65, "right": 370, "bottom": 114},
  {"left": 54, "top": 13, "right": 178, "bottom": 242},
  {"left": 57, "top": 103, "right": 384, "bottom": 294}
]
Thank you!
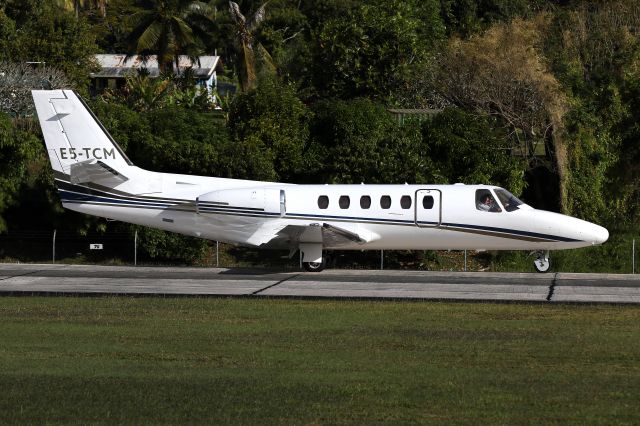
[{"left": 32, "top": 90, "right": 133, "bottom": 179}]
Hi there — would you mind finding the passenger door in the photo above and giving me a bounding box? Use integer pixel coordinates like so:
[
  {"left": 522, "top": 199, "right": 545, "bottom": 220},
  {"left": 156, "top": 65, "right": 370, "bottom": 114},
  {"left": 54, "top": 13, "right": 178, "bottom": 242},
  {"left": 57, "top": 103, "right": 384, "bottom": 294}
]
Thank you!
[{"left": 415, "top": 189, "right": 441, "bottom": 227}]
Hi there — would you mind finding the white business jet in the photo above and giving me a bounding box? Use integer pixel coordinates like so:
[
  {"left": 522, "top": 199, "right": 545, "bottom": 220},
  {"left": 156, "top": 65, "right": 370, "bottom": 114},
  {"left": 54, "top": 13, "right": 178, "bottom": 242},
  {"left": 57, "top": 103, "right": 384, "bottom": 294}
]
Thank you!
[{"left": 32, "top": 90, "right": 608, "bottom": 272}]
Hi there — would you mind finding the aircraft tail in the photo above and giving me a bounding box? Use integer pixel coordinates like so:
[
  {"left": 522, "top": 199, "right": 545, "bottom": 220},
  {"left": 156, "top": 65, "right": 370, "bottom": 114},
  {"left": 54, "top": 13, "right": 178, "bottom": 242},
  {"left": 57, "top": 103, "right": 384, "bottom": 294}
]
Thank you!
[{"left": 32, "top": 90, "right": 134, "bottom": 186}]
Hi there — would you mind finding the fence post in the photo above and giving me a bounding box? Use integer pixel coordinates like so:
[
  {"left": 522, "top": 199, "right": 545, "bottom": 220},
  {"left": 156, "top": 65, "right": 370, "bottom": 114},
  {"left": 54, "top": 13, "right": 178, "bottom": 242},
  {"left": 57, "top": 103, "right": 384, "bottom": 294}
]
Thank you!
[
  {"left": 464, "top": 250, "right": 467, "bottom": 272},
  {"left": 52, "top": 229, "right": 56, "bottom": 264},
  {"left": 380, "top": 250, "right": 384, "bottom": 270},
  {"left": 216, "top": 241, "right": 219, "bottom": 267},
  {"left": 633, "top": 239, "right": 636, "bottom": 275},
  {"left": 134, "top": 230, "right": 138, "bottom": 266}
]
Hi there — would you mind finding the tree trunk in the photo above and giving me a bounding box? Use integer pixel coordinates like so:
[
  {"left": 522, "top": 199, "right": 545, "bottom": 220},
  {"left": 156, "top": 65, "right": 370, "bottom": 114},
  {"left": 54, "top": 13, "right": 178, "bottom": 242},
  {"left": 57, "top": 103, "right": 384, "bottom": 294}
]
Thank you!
[{"left": 553, "top": 129, "right": 569, "bottom": 214}]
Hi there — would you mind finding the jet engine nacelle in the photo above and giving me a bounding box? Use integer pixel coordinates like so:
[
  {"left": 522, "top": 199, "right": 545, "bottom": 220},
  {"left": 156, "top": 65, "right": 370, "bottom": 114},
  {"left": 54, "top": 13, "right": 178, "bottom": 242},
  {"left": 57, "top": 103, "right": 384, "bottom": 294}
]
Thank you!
[{"left": 196, "top": 187, "right": 285, "bottom": 216}]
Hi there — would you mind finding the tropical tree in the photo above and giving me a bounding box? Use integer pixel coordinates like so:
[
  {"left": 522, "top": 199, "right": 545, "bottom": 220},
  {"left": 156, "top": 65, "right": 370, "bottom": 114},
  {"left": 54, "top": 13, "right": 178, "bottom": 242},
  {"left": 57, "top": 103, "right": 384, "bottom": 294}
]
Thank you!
[
  {"left": 125, "top": 0, "right": 215, "bottom": 73},
  {"left": 0, "top": 3, "right": 98, "bottom": 90},
  {"left": 311, "top": 0, "right": 442, "bottom": 100},
  {"left": 435, "top": 16, "right": 569, "bottom": 211},
  {"left": 306, "top": 98, "right": 431, "bottom": 185},
  {"left": 228, "top": 1, "right": 274, "bottom": 92},
  {"left": 55, "top": 0, "right": 109, "bottom": 18},
  {"left": 0, "top": 62, "right": 71, "bottom": 117},
  {"left": 228, "top": 76, "right": 308, "bottom": 182},
  {"left": 545, "top": 0, "right": 640, "bottom": 222},
  {"left": 107, "top": 73, "right": 172, "bottom": 112},
  {"left": 0, "top": 113, "right": 47, "bottom": 233}
]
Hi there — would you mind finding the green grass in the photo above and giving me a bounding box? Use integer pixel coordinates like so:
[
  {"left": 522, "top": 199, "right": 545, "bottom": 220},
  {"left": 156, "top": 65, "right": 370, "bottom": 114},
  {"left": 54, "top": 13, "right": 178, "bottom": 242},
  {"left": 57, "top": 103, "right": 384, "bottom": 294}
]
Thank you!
[{"left": 1, "top": 297, "right": 639, "bottom": 424}]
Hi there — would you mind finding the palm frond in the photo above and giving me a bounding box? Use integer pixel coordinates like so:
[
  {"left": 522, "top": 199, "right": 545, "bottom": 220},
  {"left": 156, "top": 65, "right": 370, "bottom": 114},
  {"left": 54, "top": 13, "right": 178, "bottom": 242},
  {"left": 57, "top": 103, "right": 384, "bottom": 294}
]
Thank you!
[
  {"left": 229, "top": 1, "right": 245, "bottom": 25},
  {"left": 186, "top": 1, "right": 215, "bottom": 18},
  {"left": 247, "top": 2, "right": 268, "bottom": 33},
  {"left": 256, "top": 43, "right": 276, "bottom": 74},
  {"left": 171, "top": 16, "right": 196, "bottom": 45},
  {"left": 137, "top": 20, "right": 164, "bottom": 53},
  {"left": 241, "top": 42, "right": 257, "bottom": 91}
]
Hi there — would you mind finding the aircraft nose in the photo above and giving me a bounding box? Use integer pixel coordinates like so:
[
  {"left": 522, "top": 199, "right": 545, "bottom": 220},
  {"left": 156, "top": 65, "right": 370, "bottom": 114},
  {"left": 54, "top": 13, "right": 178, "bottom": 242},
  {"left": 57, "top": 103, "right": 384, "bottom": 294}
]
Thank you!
[{"left": 585, "top": 223, "right": 609, "bottom": 245}]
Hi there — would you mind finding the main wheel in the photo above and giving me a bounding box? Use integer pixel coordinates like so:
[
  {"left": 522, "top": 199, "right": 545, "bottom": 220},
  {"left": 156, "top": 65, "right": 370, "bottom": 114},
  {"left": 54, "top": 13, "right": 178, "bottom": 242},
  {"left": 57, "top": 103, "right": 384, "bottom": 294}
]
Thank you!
[
  {"left": 303, "top": 259, "right": 326, "bottom": 272},
  {"left": 533, "top": 257, "right": 551, "bottom": 273}
]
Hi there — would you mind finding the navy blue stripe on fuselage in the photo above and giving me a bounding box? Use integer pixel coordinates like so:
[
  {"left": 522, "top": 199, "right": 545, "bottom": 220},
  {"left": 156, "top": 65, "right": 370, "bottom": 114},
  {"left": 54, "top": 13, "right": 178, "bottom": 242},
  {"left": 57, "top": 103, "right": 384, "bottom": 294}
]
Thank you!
[
  {"left": 199, "top": 204, "right": 265, "bottom": 212},
  {"left": 56, "top": 179, "right": 185, "bottom": 204},
  {"left": 198, "top": 206, "right": 280, "bottom": 217},
  {"left": 284, "top": 211, "right": 422, "bottom": 227},
  {"left": 443, "top": 222, "right": 580, "bottom": 243},
  {"left": 59, "top": 189, "right": 174, "bottom": 209},
  {"left": 55, "top": 181, "right": 581, "bottom": 243},
  {"left": 58, "top": 185, "right": 273, "bottom": 216}
]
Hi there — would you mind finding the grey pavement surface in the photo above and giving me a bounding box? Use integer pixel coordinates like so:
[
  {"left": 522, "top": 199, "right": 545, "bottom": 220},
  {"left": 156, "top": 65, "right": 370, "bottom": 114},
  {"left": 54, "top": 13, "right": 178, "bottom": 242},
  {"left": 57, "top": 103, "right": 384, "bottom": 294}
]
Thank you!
[{"left": 0, "top": 263, "right": 639, "bottom": 303}]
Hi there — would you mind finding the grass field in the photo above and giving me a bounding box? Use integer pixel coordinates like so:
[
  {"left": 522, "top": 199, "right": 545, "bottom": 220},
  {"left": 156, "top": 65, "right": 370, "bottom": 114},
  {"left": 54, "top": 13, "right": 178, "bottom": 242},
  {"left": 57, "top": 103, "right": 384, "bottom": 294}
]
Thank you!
[{"left": 1, "top": 297, "right": 639, "bottom": 424}]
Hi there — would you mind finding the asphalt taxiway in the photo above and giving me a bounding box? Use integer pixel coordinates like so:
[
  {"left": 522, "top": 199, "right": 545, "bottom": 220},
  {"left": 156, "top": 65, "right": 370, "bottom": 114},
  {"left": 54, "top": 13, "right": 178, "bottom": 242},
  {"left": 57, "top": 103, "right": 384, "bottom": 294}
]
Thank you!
[{"left": 1, "top": 264, "right": 639, "bottom": 303}]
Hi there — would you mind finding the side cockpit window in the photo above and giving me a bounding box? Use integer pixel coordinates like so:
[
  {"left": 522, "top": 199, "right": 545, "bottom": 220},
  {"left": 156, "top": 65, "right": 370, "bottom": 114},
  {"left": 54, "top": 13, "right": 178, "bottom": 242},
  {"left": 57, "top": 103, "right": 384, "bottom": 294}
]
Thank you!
[
  {"left": 476, "top": 189, "right": 502, "bottom": 213},
  {"left": 495, "top": 189, "right": 523, "bottom": 212}
]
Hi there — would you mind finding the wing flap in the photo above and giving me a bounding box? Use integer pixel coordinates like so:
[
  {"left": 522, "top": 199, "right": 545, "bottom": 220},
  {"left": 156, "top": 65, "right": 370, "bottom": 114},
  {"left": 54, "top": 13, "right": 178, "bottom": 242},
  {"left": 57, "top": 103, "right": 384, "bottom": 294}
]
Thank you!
[
  {"left": 322, "top": 223, "right": 367, "bottom": 245},
  {"left": 253, "top": 222, "right": 377, "bottom": 249}
]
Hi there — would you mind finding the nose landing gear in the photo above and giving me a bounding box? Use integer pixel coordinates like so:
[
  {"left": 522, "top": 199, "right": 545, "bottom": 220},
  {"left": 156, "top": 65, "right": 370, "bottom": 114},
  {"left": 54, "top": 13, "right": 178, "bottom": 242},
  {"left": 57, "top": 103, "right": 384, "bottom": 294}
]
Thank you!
[{"left": 533, "top": 250, "right": 551, "bottom": 273}]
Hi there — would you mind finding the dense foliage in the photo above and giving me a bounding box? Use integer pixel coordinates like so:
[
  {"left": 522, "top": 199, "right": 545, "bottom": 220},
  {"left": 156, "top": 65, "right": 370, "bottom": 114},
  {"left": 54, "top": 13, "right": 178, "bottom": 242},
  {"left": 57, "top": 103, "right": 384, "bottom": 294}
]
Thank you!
[{"left": 0, "top": 0, "right": 637, "bottom": 264}]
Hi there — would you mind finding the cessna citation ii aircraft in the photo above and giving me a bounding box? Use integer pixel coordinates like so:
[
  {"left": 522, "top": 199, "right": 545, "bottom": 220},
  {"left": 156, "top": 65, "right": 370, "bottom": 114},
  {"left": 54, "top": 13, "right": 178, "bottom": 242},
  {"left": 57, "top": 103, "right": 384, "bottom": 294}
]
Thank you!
[{"left": 32, "top": 90, "right": 609, "bottom": 272}]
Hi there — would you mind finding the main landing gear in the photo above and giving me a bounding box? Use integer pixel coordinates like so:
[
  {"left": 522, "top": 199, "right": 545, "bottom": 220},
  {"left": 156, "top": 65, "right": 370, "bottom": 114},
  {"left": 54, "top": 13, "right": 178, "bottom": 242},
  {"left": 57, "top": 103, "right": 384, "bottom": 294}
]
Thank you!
[
  {"left": 533, "top": 250, "right": 551, "bottom": 273},
  {"left": 303, "top": 258, "right": 327, "bottom": 272},
  {"left": 300, "top": 243, "right": 326, "bottom": 272}
]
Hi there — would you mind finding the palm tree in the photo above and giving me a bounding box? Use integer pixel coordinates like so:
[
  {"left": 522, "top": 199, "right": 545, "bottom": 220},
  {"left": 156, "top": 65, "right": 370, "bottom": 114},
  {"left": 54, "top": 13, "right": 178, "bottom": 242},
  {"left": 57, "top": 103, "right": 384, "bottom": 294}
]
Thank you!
[
  {"left": 56, "top": 0, "right": 109, "bottom": 18},
  {"left": 125, "top": 0, "right": 215, "bottom": 73},
  {"left": 228, "top": 1, "right": 274, "bottom": 92}
]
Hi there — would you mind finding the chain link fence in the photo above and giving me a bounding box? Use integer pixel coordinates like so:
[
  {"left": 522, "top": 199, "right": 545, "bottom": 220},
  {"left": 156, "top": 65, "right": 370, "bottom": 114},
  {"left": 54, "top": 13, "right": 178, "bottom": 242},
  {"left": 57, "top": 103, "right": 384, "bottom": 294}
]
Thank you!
[
  {"left": 0, "top": 230, "right": 136, "bottom": 265},
  {"left": 0, "top": 229, "right": 446, "bottom": 270},
  {"left": 0, "top": 229, "right": 637, "bottom": 273}
]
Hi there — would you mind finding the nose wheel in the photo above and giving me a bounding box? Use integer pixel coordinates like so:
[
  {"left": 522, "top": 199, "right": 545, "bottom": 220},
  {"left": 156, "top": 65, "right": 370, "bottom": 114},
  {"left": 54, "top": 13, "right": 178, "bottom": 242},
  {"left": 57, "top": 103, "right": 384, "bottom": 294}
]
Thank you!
[{"left": 533, "top": 250, "right": 551, "bottom": 273}]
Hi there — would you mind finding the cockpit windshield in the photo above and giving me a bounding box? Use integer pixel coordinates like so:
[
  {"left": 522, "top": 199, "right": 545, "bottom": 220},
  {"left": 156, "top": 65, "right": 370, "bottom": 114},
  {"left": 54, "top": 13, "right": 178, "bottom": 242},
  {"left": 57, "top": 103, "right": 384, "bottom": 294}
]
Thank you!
[{"left": 494, "top": 189, "right": 524, "bottom": 212}]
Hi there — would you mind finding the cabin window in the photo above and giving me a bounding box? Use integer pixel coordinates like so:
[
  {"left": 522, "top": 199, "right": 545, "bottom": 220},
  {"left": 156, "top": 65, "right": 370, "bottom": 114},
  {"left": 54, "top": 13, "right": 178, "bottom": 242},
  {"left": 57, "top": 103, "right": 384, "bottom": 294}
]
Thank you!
[
  {"left": 422, "top": 196, "right": 434, "bottom": 209},
  {"left": 339, "top": 195, "right": 350, "bottom": 209},
  {"left": 476, "top": 189, "right": 502, "bottom": 212},
  {"left": 400, "top": 195, "right": 412, "bottom": 209},
  {"left": 380, "top": 195, "right": 391, "bottom": 209},
  {"left": 360, "top": 195, "right": 371, "bottom": 209},
  {"left": 318, "top": 195, "right": 329, "bottom": 209}
]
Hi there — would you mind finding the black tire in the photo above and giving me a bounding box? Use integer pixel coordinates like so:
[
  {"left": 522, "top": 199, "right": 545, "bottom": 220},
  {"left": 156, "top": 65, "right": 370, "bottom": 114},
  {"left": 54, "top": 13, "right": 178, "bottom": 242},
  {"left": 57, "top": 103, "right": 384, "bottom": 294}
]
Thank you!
[
  {"left": 303, "top": 259, "right": 326, "bottom": 272},
  {"left": 534, "top": 258, "right": 551, "bottom": 273}
]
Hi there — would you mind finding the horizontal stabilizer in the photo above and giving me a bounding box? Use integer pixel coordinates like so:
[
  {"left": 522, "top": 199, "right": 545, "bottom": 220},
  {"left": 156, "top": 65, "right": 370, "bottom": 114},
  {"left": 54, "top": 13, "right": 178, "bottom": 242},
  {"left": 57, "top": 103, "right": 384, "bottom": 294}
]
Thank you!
[{"left": 70, "top": 159, "right": 129, "bottom": 186}]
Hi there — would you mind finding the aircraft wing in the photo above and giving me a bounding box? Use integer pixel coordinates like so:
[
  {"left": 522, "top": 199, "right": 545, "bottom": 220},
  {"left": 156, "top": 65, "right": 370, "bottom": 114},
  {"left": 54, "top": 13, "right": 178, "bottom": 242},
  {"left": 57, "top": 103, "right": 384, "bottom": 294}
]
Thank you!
[
  {"left": 251, "top": 221, "right": 377, "bottom": 249},
  {"left": 70, "top": 159, "right": 129, "bottom": 185}
]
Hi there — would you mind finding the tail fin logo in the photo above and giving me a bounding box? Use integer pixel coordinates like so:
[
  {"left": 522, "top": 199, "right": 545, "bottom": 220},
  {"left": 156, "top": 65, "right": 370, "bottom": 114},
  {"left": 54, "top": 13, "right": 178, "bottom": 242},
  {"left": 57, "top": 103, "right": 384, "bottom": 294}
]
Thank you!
[{"left": 59, "top": 147, "right": 117, "bottom": 161}]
